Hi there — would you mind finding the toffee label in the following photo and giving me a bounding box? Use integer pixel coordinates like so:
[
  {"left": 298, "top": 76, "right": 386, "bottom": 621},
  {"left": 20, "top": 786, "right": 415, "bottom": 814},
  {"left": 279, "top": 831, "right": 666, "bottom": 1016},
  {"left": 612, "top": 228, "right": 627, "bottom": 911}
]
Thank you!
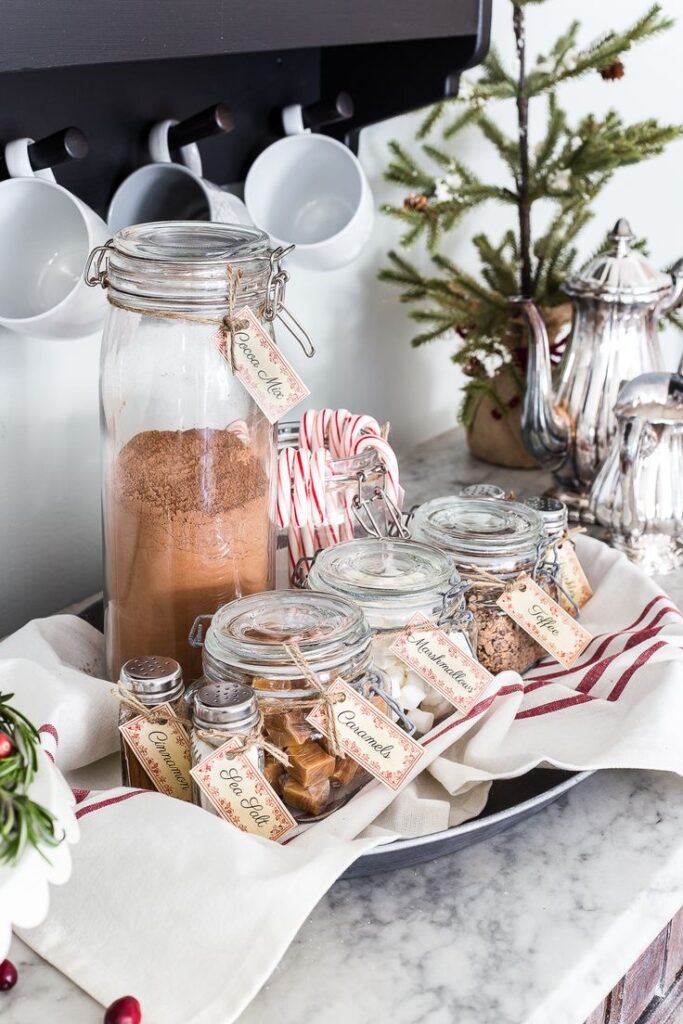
[
  {"left": 306, "top": 680, "right": 426, "bottom": 792},
  {"left": 215, "top": 305, "right": 309, "bottom": 423},
  {"left": 389, "top": 612, "right": 493, "bottom": 713},
  {"left": 190, "top": 737, "right": 297, "bottom": 843},
  {"left": 119, "top": 703, "right": 193, "bottom": 802},
  {"left": 496, "top": 573, "right": 592, "bottom": 669},
  {"left": 556, "top": 541, "right": 593, "bottom": 612}
]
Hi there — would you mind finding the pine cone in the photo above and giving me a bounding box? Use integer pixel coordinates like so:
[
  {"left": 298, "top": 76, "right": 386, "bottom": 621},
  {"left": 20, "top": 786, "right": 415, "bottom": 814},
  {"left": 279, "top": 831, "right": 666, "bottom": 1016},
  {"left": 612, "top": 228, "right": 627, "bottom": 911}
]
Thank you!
[
  {"left": 599, "top": 59, "right": 625, "bottom": 81},
  {"left": 404, "top": 192, "right": 429, "bottom": 212}
]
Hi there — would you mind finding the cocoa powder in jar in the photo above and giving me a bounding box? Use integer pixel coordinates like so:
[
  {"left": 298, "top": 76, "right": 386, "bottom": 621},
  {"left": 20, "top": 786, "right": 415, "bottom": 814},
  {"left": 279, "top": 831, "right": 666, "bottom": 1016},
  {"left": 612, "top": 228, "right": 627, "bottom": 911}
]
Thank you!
[{"left": 105, "top": 427, "right": 273, "bottom": 682}]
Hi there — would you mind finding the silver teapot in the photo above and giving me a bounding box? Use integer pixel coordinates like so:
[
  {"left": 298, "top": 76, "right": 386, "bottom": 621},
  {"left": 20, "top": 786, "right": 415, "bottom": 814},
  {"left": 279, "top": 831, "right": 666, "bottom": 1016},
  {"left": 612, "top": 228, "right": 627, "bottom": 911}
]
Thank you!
[
  {"left": 519, "top": 219, "right": 683, "bottom": 502},
  {"left": 589, "top": 372, "right": 683, "bottom": 574}
]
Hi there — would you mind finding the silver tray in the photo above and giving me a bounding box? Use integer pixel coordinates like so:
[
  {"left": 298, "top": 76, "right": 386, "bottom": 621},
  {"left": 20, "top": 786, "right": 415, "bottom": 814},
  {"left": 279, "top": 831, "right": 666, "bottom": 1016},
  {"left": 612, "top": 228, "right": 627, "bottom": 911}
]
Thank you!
[{"left": 343, "top": 768, "right": 593, "bottom": 878}]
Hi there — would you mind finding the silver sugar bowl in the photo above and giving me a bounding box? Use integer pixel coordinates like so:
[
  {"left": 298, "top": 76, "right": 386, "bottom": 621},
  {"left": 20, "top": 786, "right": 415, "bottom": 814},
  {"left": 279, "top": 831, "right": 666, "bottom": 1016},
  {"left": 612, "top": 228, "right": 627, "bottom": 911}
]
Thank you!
[{"left": 589, "top": 372, "right": 683, "bottom": 574}]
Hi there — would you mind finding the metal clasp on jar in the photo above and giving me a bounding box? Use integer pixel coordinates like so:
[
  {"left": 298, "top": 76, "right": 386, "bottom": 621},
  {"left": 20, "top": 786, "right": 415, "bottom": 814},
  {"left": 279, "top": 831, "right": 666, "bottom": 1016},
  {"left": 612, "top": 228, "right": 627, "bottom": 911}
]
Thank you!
[
  {"left": 264, "top": 245, "right": 315, "bottom": 358},
  {"left": 188, "top": 614, "right": 214, "bottom": 648},
  {"left": 350, "top": 470, "right": 410, "bottom": 541},
  {"left": 84, "top": 240, "right": 115, "bottom": 288},
  {"left": 437, "top": 578, "right": 473, "bottom": 629}
]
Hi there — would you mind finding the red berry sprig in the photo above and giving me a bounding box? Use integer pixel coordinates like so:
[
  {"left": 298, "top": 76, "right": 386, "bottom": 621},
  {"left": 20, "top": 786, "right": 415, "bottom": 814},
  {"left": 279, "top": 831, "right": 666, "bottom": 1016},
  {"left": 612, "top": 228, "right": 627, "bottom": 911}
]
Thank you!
[
  {"left": 0, "top": 959, "right": 18, "bottom": 991},
  {"left": 104, "top": 995, "right": 142, "bottom": 1024},
  {"left": 0, "top": 731, "right": 13, "bottom": 758}
]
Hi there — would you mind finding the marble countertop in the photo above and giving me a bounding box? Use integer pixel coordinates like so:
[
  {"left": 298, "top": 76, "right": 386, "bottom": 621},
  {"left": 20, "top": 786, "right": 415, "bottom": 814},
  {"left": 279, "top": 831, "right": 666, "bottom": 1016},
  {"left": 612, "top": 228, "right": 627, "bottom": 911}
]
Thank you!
[{"left": 5, "top": 429, "right": 683, "bottom": 1024}]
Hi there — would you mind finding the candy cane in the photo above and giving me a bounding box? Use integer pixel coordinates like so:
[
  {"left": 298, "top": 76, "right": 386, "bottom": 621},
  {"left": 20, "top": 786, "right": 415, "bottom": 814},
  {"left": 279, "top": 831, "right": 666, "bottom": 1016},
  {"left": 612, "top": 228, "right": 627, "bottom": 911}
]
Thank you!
[
  {"left": 328, "top": 409, "right": 351, "bottom": 458},
  {"left": 299, "top": 409, "right": 317, "bottom": 451},
  {"left": 352, "top": 434, "right": 400, "bottom": 506},
  {"left": 309, "top": 448, "right": 327, "bottom": 527},
  {"left": 342, "top": 413, "right": 382, "bottom": 455},
  {"left": 291, "top": 449, "right": 315, "bottom": 563},
  {"left": 276, "top": 447, "right": 295, "bottom": 529},
  {"left": 227, "top": 419, "right": 249, "bottom": 444},
  {"left": 312, "top": 408, "right": 334, "bottom": 451}
]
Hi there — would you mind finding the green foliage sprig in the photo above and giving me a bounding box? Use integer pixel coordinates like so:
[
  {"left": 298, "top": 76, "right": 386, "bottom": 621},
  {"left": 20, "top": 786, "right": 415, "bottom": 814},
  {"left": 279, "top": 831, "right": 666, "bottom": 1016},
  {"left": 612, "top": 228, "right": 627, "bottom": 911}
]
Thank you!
[
  {"left": 380, "top": 1, "right": 682, "bottom": 423},
  {"left": 0, "top": 693, "right": 58, "bottom": 865}
]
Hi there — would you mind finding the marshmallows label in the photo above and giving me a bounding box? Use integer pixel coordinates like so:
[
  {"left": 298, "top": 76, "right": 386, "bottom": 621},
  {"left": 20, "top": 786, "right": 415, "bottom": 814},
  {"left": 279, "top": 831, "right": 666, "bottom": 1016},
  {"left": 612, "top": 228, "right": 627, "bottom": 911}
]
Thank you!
[
  {"left": 556, "top": 540, "right": 593, "bottom": 612},
  {"left": 215, "top": 305, "right": 309, "bottom": 424},
  {"left": 190, "top": 737, "right": 297, "bottom": 843},
  {"left": 307, "top": 680, "right": 426, "bottom": 792},
  {"left": 119, "top": 703, "right": 193, "bottom": 802},
  {"left": 390, "top": 612, "right": 494, "bottom": 715},
  {"left": 497, "top": 573, "right": 593, "bottom": 669}
]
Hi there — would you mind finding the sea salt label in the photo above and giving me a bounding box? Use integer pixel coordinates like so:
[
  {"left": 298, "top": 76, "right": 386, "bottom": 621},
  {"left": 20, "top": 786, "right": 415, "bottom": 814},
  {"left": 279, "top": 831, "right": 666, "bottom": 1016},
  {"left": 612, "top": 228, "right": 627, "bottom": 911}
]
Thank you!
[
  {"left": 215, "top": 305, "right": 309, "bottom": 423},
  {"left": 390, "top": 612, "right": 493, "bottom": 714},
  {"left": 119, "top": 703, "right": 193, "bottom": 802},
  {"left": 306, "top": 680, "right": 426, "bottom": 792},
  {"left": 497, "top": 573, "right": 592, "bottom": 669}
]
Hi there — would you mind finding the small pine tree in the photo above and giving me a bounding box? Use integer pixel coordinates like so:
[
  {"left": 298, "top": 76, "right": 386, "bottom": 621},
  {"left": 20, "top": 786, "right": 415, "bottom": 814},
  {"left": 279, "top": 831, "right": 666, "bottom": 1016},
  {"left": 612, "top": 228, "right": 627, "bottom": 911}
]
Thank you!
[{"left": 379, "top": 1, "right": 682, "bottom": 426}]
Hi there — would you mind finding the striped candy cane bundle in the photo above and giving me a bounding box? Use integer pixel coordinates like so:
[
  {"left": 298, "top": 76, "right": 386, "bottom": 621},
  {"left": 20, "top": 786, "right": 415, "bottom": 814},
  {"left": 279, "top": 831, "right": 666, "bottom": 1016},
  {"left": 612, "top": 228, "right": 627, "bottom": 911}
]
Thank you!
[{"left": 277, "top": 409, "right": 403, "bottom": 586}]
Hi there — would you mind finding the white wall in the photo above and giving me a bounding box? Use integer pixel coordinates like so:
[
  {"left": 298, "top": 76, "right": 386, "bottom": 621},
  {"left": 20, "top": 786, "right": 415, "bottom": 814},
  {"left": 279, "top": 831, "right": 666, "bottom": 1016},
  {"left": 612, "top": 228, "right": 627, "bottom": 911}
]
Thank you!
[{"left": 0, "top": 0, "right": 681, "bottom": 632}]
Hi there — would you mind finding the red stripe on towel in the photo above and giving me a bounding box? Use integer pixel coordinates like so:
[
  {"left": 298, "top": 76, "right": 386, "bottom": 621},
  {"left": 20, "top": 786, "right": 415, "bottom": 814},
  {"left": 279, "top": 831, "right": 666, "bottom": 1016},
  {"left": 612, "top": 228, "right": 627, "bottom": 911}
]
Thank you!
[{"left": 76, "top": 789, "right": 147, "bottom": 819}]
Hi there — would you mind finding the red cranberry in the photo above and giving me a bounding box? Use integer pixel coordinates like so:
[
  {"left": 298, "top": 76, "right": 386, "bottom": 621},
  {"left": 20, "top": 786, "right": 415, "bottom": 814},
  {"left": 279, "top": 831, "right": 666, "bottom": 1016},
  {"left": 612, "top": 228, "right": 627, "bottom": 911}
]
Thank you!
[
  {"left": 0, "top": 732, "right": 13, "bottom": 758},
  {"left": 104, "top": 996, "right": 142, "bottom": 1024},
  {"left": 0, "top": 959, "right": 18, "bottom": 991}
]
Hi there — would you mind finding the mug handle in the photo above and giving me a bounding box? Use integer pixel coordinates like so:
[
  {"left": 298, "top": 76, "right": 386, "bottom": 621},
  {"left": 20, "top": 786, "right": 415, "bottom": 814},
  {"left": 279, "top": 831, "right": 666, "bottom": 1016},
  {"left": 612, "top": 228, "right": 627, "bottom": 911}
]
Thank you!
[
  {"left": 4, "top": 138, "right": 56, "bottom": 182},
  {"left": 148, "top": 119, "right": 203, "bottom": 176}
]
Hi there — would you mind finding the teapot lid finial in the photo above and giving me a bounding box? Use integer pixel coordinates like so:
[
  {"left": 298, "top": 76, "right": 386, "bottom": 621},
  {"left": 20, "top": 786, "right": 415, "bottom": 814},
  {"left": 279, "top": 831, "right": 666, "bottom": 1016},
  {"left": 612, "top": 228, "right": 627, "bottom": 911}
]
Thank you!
[
  {"left": 563, "top": 216, "right": 670, "bottom": 303},
  {"left": 610, "top": 218, "right": 635, "bottom": 255}
]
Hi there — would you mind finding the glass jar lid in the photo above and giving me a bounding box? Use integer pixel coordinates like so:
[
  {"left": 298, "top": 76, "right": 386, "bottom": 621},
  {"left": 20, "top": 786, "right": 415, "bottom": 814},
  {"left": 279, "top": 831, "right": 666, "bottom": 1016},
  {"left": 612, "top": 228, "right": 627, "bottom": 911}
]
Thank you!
[
  {"left": 458, "top": 483, "right": 506, "bottom": 500},
  {"left": 203, "top": 591, "right": 372, "bottom": 679},
  {"left": 307, "top": 538, "right": 461, "bottom": 627},
  {"left": 193, "top": 681, "right": 259, "bottom": 732},
  {"left": 523, "top": 496, "right": 568, "bottom": 545},
  {"left": 411, "top": 496, "right": 544, "bottom": 573},
  {"left": 120, "top": 656, "right": 183, "bottom": 705}
]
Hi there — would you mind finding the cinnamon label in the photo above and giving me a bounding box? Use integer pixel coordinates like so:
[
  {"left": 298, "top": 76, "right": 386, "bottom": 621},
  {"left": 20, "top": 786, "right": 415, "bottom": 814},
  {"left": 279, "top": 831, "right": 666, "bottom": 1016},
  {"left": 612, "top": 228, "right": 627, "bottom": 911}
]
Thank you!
[
  {"left": 496, "top": 574, "right": 592, "bottom": 669},
  {"left": 556, "top": 541, "right": 593, "bottom": 612},
  {"left": 190, "top": 737, "right": 297, "bottom": 842},
  {"left": 216, "top": 305, "right": 309, "bottom": 423},
  {"left": 389, "top": 612, "right": 493, "bottom": 713},
  {"left": 119, "top": 704, "right": 193, "bottom": 802},
  {"left": 306, "top": 681, "right": 426, "bottom": 792}
]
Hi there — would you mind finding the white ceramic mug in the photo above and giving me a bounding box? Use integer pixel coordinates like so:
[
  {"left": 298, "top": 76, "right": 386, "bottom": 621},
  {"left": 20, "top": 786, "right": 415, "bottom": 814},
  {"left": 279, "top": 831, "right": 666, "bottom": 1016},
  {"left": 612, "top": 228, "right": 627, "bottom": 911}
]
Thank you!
[
  {"left": 0, "top": 139, "right": 109, "bottom": 339},
  {"left": 107, "top": 119, "right": 251, "bottom": 232},
  {"left": 244, "top": 134, "right": 374, "bottom": 271}
]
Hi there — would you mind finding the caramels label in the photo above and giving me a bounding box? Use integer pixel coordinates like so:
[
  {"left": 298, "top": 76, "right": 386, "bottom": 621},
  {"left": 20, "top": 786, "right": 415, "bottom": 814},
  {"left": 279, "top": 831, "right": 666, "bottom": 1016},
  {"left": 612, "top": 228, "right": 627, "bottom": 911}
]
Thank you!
[
  {"left": 215, "top": 305, "right": 309, "bottom": 424},
  {"left": 190, "top": 737, "right": 297, "bottom": 843},
  {"left": 389, "top": 612, "right": 494, "bottom": 714},
  {"left": 556, "top": 540, "right": 593, "bottom": 612},
  {"left": 496, "top": 574, "right": 592, "bottom": 669},
  {"left": 306, "top": 681, "right": 426, "bottom": 792},
  {"left": 119, "top": 703, "right": 193, "bottom": 802}
]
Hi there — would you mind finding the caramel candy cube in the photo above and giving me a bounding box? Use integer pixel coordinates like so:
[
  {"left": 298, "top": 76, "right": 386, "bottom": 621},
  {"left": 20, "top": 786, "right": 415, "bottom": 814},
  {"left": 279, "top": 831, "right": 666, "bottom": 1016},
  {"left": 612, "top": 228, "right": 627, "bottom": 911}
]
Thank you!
[
  {"left": 281, "top": 775, "right": 331, "bottom": 817},
  {"left": 286, "top": 740, "right": 335, "bottom": 788},
  {"left": 330, "top": 755, "right": 363, "bottom": 787},
  {"left": 263, "top": 710, "right": 312, "bottom": 749},
  {"left": 263, "top": 756, "right": 284, "bottom": 790}
]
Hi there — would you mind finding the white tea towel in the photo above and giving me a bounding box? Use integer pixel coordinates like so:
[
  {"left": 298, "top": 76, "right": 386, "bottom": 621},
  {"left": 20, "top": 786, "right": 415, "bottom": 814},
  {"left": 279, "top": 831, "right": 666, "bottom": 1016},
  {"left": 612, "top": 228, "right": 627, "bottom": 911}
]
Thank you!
[{"left": 5, "top": 535, "right": 683, "bottom": 1022}]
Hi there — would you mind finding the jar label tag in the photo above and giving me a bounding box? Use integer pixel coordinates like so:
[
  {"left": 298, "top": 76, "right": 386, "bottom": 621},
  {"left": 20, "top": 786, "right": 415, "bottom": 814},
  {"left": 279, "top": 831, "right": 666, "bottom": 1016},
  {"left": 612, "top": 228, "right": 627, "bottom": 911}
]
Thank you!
[
  {"left": 556, "top": 541, "right": 593, "bottom": 612},
  {"left": 119, "top": 703, "right": 193, "bottom": 802},
  {"left": 306, "top": 680, "right": 426, "bottom": 792},
  {"left": 496, "top": 574, "right": 592, "bottom": 669},
  {"left": 215, "top": 305, "right": 309, "bottom": 423},
  {"left": 389, "top": 612, "right": 494, "bottom": 713},
  {"left": 190, "top": 737, "right": 297, "bottom": 842}
]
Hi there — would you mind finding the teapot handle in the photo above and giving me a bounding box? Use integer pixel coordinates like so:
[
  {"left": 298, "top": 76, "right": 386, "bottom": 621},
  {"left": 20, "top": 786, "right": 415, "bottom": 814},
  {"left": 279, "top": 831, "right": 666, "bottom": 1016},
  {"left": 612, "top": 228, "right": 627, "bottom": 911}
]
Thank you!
[
  {"left": 658, "top": 258, "right": 683, "bottom": 317},
  {"left": 619, "top": 417, "right": 644, "bottom": 541}
]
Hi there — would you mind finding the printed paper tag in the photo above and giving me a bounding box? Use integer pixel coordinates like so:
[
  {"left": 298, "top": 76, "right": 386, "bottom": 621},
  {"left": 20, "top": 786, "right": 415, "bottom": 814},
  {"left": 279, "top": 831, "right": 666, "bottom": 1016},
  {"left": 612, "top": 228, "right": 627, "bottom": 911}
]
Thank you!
[
  {"left": 215, "top": 305, "right": 309, "bottom": 423},
  {"left": 119, "top": 703, "right": 193, "bottom": 802},
  {"left": 306, "top": 680, "right": 426, "bottom": 792},
  {"left": 496, "top": 574, "right": 592, "bottom": 669},
  {"left": 190, "top": 737, "right": 297, "bottom": 843},
  {"left": 389, "top": 612, "right": 493, "bottom": 714},
  {"left": 556, "top": 540, "right": 593, "bottom": 612}
]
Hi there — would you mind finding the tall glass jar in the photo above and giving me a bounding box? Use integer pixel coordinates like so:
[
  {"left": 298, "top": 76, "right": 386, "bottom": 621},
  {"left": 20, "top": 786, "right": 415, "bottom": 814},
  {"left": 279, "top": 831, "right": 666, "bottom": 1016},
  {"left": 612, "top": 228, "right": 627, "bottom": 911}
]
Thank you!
[
  {"left": 307, "top": 538, "right": 476, "bottom": 733},
  {"left": 411, "top": 496, "right": 547, "bottom": 674},
  {"left": 190, "top": 591, "right": 396, "bottom": 821},
  {"left": 88, "top": 223, "right": 287, "bottom": 683}
]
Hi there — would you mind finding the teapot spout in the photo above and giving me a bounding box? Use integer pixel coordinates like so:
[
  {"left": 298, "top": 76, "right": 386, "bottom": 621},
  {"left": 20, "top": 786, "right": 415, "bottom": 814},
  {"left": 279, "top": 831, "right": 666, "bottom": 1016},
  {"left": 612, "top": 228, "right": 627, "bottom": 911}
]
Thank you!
[
  {"left": 515, "top": 298, "right": 570, "bottom": 471},
  {"left": 658, "top": 258, "right": 683, "bottom": 317}
]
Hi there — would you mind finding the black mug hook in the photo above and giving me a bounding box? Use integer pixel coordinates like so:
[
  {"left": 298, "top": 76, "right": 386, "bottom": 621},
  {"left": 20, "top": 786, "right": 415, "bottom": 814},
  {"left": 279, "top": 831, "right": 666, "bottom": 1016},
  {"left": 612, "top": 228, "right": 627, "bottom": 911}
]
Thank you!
[
  {"left": 167, "top": 103, "right": 234, "bottom": 150},
  {"left": 0, "top": 126, "right": 88, "bottom": 179},
  {"left": 282, "top": 92, "right": 354, "bottom": 135}
]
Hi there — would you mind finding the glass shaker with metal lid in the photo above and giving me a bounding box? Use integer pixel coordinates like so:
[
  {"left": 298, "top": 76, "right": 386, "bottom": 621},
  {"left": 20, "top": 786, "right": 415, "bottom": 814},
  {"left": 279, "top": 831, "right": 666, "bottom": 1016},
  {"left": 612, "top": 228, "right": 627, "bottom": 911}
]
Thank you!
[
  {"left": 411, "top": 496, "right": 547, "bottom": 674},
  {"left": 307, "top": 538, "right": 476, "bottom": 733},
  {"left": 190, "top": 591, "right": 401, "bottom": 821},
  {"left": 118, "top": 655, "right": 185, "bottom": 790}
]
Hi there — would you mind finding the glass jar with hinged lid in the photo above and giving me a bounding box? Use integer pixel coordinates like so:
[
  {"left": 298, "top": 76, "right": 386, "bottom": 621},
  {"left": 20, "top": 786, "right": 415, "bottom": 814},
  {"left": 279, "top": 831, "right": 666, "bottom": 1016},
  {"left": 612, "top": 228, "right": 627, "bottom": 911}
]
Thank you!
[
  {"left": 307, "top": 538, "right": 476, "bottom": 733},
  {"left": 276, "top": 421, "right": 406, "bottom": 588},
  {"left": 411, "top": 496, "right": 549, "bottom": 674},
  {"left": 189, "top": 591, "right": 411, "bottom": 821},
  {"left": 86, "top": 222, "right": 314, "bottom": 685}
]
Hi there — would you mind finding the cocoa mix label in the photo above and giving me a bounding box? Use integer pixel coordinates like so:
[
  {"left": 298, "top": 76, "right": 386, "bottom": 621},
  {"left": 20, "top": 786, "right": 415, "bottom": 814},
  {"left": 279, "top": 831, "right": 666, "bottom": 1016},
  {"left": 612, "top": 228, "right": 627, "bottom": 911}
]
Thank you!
[
  {"left": 390, "top": 612, "right": 494, "bottom": 714},
  {"left": 119, "top": 704, "right": 193, "bottom": 802},
  {"left": 215, "top": 305, "right": 309, "bottom": 423},
  {"left": 496, "top": 574, "right": 592, "bottom": 669},
  {"left": 306, "top": 680, "right": 426, "bottom": 792},
  {"left": 556, "top": 540, "right": 593, "bottom": 611},
  {"left": 190, "top": 737, "right": 297, "bottom": 843}
]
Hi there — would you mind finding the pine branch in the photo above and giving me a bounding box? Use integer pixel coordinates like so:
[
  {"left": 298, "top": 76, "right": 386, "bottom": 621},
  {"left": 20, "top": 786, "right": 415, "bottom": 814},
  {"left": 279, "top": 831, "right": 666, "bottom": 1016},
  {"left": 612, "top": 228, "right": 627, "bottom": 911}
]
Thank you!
[
  {"left": 418, "top": 102, "right": 447, "bottom": 140},
  {"left": 384, "top": 140, "right": 435, "bottom": 191}
]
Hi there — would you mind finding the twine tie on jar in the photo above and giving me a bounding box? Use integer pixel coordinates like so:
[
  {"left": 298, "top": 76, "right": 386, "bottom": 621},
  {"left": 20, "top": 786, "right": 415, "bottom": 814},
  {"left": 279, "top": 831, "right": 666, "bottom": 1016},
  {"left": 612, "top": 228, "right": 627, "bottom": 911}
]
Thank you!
[
  {"left": 195, "top": 713, "right": 290, "bottom": 768},
  {"left": 282, "top": 641, "right": 345, "bottom": 757},
  {"left": 112, "top": 682, "right": 193, "bottom": 735}
]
